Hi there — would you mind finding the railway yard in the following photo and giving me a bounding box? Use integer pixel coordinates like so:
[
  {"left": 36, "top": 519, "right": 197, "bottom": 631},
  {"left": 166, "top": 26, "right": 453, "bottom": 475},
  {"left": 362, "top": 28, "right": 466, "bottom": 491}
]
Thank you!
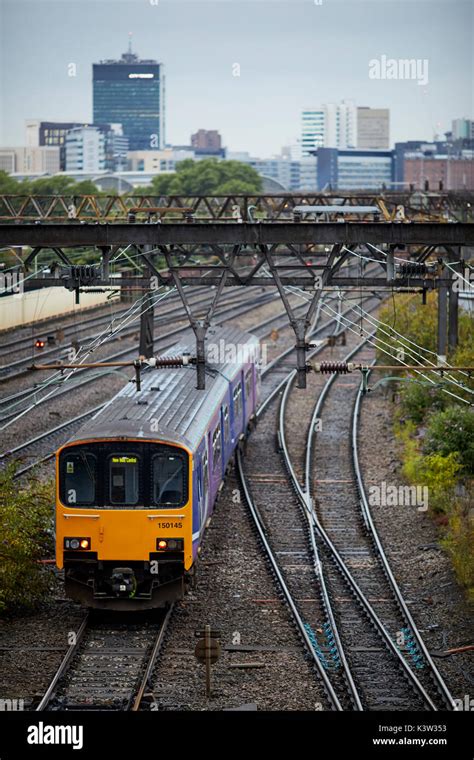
[
  {"left": 0, "top": 255, "right": 471, "bottom": 715},
  {"left": 1, "top": 0, "right": 474, "bottom": 752}
]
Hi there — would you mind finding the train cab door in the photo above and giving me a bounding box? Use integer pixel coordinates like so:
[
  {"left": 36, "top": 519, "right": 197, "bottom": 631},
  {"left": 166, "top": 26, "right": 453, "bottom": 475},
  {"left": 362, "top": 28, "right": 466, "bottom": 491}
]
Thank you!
[{"left": 200, "top": 448, "right": 209, "bottom": 531}]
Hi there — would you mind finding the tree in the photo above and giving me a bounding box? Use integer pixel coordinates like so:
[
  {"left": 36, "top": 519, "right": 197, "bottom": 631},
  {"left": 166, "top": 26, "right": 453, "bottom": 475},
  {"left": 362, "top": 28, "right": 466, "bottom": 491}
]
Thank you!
[
  {"left": 142, "top": 158, "right": 262, "bottom": 196},
  {"left": 0, "top": 467, "right": 54, "bottom": 612},
  {"left": 0, "top": 171, "right": 101, "bottom": 196},
  {"left": 0, "top": 171, "right": 22, "bottom": 193}
]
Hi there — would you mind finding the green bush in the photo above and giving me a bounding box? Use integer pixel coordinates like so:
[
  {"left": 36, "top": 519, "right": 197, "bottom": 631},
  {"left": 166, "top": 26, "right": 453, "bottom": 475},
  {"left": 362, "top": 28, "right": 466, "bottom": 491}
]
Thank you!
[
  {"left": 0, "top": 467, "right": 55, "bottom": 613},
  {"left": 401, "top": 443, "right": 461, "bottom": 514},
  {"left": 397, "top": 381, "right": 446, "bottom": 425},
  {"left": 442, "top": 502, "right": 474, "bottom": 600},
  {"left": 383, "top": 291, "right": 474, "bottom": 598},
  {"left": 424, "top": 406, "right": 474, "bottom": 474},
  {"left": 378, "top": 293, "right": 474, "bottom": 398}
]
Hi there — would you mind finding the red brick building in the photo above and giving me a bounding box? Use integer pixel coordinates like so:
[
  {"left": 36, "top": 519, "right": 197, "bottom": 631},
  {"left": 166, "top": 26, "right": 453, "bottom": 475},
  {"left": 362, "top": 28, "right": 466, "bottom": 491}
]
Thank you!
[
  {"left": 191, "top": 129, "right": 222, "bottom": 154},
  {"left": 404, "top": 157, "right": 474, "bottom": 190}
]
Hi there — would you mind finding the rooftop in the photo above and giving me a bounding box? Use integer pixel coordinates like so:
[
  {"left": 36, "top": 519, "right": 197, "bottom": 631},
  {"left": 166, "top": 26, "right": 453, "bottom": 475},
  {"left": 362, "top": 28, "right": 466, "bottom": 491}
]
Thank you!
[{"left": 96, "top": 37, "right": 159, "bottom": 66}]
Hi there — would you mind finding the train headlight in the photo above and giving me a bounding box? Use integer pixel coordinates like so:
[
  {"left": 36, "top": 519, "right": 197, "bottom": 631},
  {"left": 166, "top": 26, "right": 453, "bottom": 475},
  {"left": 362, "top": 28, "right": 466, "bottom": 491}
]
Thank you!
[
  {"left": 64, "top": 537, "right": 91, "bottom": 550},
  {"left": 156, "top": 538, "right": 183, "bottom": 551}
]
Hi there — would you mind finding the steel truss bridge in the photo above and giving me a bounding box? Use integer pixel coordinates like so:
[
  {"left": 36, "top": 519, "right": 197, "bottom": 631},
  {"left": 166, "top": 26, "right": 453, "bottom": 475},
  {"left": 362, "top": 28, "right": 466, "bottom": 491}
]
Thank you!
[{"left": 0, "top": 191, "right": 473, "bottom": 223}]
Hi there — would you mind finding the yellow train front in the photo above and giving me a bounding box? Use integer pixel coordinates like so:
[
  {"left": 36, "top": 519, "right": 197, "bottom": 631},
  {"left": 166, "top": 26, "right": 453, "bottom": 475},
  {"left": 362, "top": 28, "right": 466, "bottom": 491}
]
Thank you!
[{"left": 55, "top": 325, "right": 260, "bottom": 610}]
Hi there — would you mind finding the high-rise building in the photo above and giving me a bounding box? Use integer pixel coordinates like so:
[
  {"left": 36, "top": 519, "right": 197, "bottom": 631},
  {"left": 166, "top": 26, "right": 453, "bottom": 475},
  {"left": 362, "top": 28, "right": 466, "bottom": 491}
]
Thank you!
[
  {"left": 93, "top": 40, "right": 165, "bottom": 151},
  {"left": 65, "top": 127, "right": 105, "bottom": 172},
  {"left": 357, "top": 107, "right": 390, "bottom": 149},
  {"left": 191, "top": 130, "right": 223, "bottom": 155},
  {"left": 301, "top": 102, "right": 390, "bottom": 156},
  {"left": 301, "top": 101, "right": 357, "bottom": 156},
  {"left": 301, "top": 109, "right": 326, "bottom": 156}
]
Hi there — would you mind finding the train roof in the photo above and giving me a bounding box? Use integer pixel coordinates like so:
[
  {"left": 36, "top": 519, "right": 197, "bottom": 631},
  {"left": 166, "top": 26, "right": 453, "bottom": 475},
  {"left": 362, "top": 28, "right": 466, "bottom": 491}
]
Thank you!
[{"left": 64, "top": 323, "right": 259, "bottom": 453}]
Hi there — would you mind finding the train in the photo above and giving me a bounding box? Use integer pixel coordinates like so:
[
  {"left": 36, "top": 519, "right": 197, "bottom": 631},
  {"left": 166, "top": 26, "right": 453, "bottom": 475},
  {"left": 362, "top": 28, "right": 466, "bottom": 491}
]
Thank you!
[{"left": 55, "top": 325, "right": 260, "bottom": 610}]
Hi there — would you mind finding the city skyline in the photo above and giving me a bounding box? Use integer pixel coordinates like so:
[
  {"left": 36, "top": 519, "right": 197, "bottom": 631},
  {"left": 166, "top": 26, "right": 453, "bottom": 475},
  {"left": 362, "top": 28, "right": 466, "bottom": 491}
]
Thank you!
[{"left": 0, "top": 0, "right": 472, "bottom": 157}]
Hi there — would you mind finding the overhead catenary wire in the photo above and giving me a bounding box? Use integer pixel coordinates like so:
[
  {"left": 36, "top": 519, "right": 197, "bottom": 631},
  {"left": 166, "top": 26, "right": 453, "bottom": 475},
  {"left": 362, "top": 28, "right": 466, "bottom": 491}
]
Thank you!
[
  {"left": 283, "top": 283, "right": 472, "bottom": 405},
  {"left": 316, "top": 299, "right": 472, "bottom": 405},
  {"left": 345, "top": 301, "right": 474, "bottom": 390}
]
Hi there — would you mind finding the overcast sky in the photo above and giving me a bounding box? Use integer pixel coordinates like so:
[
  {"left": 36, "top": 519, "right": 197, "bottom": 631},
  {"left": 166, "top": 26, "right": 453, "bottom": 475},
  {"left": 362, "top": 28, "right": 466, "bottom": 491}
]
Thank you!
[{"left": 0, "top": 0, "right": 472, "bottom": 156}]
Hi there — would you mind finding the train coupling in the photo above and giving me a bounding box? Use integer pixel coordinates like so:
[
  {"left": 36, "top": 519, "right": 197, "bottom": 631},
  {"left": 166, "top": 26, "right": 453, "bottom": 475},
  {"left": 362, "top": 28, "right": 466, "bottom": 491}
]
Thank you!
[{"left": 110, "top": 567, "right": 137, "bottom": 598}]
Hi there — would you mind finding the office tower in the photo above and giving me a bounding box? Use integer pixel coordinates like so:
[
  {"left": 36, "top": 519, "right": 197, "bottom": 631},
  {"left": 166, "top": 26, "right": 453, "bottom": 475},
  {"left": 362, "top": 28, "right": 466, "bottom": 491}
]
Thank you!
[{"left": 93, "top": 39, "right": 165, "bottom": 151}]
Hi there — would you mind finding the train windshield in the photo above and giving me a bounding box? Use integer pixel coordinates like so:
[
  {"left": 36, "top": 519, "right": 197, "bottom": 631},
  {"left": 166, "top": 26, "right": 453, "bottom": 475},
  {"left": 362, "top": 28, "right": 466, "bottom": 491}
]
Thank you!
[
  {"left": 152, "top": 452, "right": 186, "bottom": 506},
  {"left": 62, "top": 452, "right": 96, "bottom": 506},
  {"left": 59, "top": 442, "right": 188, "bottom": 508},
  {"left": 109, "top": 455, "right": 139, "bottom": 505}
]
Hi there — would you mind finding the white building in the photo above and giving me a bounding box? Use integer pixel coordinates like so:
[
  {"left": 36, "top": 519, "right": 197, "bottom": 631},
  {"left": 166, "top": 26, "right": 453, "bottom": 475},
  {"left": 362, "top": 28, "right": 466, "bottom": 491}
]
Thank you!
[
  {"left": 301, "top": 100, "right": 357, "bottom": 156},
  {"left": 0, "top": 146, "right": 60, "bottom": 174},
  {"left": 127, "top": 147, "right": 195, "bottom": 173},
  {"left": 301, "top": 102, "right": 389, "bottom": 156},
  {"left": 357, "top": 107, "right": 390, "bottom": 149},
  {"left": 226, "top": 152, "right": 317, "bottom": 191},
  {"left": 65, "top": 127, "right": 105, "bottom": 172}
]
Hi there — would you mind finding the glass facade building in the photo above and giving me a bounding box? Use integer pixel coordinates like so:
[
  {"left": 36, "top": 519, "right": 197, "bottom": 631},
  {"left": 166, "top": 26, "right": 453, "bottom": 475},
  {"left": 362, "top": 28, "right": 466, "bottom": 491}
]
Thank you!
[
  {"left": 93, "top": 49, "right": 165, "bottom": 152},
  {"left": 316, "top": 148, "right": 395, "bottom": 190}
]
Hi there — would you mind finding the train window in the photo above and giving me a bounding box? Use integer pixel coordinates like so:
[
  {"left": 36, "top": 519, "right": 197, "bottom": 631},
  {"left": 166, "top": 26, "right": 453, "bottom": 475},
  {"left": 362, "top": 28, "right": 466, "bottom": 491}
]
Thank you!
[
  {"left": 212, "top": 426, "right": 221, "bottom": 468},
  {"left": 245, "top": 370, "right": 253, "bottom": 409},
  {"left": 109, "top": 455, "right": 139, "bottom": 505},
  {"left": 233, "top": 383, "right": 242, "bottom": 422},
  {"left": 152, "top": 453, "right": 186, "bottom": 506},
  {"left": 203, "top": 450, "right": 209, "bottom": 496},
  {"left": 223, "top": 405, "right": 230, "bottom": 442},
  {"left": 62, "top": 451, "right": 96, "bottom": 506}
]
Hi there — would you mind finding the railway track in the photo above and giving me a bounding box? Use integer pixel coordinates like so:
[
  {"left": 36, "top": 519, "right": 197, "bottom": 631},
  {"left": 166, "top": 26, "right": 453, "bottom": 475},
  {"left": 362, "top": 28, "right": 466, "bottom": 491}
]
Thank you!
[
  {"left": 351, "top": 368, "right": 457, "bottom": 710},
  {"left": 236, "top": 322, "right": 456, "bottom": 710},
  {"left": 304, "top": 350, "right": 455, "bottom": 709},
  {"left": 35, "top": 606, "right": 173, "bottom": 711},
  {"left": 236, "top": 312, "right": 375, "bottom": 710}
]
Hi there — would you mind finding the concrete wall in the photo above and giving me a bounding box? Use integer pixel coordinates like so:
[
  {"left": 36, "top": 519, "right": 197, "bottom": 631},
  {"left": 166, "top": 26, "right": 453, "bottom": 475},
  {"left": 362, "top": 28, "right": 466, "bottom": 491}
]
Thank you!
[{"left": 0, "top": 287, "right": 116, "bottom": 331}]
